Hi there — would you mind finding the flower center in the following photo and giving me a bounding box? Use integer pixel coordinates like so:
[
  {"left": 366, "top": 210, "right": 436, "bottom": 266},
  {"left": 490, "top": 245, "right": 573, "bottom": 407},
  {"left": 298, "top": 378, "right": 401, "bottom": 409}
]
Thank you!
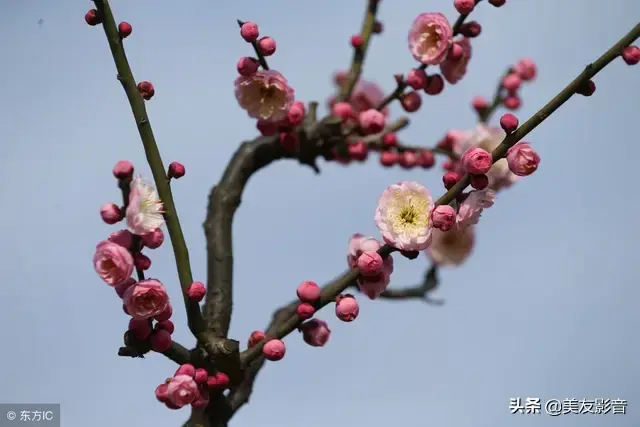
[
  {"left": 419, "top": 26, "right": 441, "bottom": 55},
  {"left": 103, "top": 259, "right": 116, "bottom": 271},
  {"left": 260, "top": 85, "right": 276, "bottom": 103},
  {"left": 400, "top": 207, "right": 417, "bottom": 225},
  {"left": 391, "top": 195, "right": 429, "bottom": 235}
]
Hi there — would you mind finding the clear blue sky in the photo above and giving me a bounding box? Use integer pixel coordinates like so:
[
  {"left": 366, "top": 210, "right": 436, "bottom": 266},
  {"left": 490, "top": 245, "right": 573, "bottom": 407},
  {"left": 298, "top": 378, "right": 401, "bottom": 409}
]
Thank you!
[{"left": 0, "top": 1, "right": 638, "bottom": 426}]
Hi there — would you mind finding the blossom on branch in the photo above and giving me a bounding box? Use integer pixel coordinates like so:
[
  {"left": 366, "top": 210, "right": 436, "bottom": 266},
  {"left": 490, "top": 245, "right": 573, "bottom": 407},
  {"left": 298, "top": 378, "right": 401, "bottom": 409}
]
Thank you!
[
  {"left": 408, "top": 13, "right": 453, "bottom": 65},
  {"left": 234, "top": 70, "right": 295, "bottom": 122},
  {"left": 126, "top": 177, "right": 164, "bottom": 236},
  {"left": 374, "top": 180, "right": 435, "bottom": 251},
  {"left": 440, "top": 37, "right": 472, "bottom": 84}
]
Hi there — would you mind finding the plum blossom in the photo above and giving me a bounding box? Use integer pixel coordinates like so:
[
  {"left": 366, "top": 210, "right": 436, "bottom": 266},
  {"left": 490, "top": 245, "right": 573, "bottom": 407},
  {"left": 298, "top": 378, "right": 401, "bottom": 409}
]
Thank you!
[
  {"left": 126, "top": 177, "right": 164, "bottom": 236},
  {"left": 374, "top": 180, "right": 435, "bottom": 251},
  {"left": 454, "top": 125, "right": 519, "bottom": 191},
  {"left": 93, "top": 241, "right": 134, "bottom": 286},
  {"left": 166, "top": 374, "right": 199, "bottom": 407},
  {"left": 408, "top": 13, "right": 453, "bottom": 65},
  {"left": 506, "top": 142, "right": 540, "bottom": 176},
  {"left": 123, "top": 279, "right": 170, "bottom": 320},
  {"left": 234, "top": 70, "right": 295, "bottom": 122},
  {"left": 457, "top": 189, "right": 496, "bottom": 229},
  {"left": 440, "top": 37, "right": 472, "bottom": 84},
  {"left": 426, "top": 225, "right": 476, "bottom": 267}
]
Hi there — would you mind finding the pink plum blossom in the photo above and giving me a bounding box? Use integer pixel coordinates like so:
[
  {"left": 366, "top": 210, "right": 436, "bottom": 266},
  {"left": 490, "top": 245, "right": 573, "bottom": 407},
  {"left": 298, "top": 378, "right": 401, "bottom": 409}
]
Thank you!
[
  {"left": 457, "top": 189, "right": 496, "bottom": 229},
  {"left": 299, "top": 319, "right": 331, "bottom": 347},
  {"left": 426, "top": 225, "right": 476, "bottom": 267},
  {"left": 234, "top": 70, "right": 295, "bottom": 122},
  {"left": 167, "top": 374, "right": 199, "bottom": 407},
  {"left": 93, "top": 241, "right": 134, "bottom": 286},
  {"left": 408, "top": 13, "right": 453, "bottom": 65},
  {"left": 123, "top": 279, "right": 170, "bottom": 320},
  {"left": 126, "top": 177, "right": 164, "bottom": 236},
  {"left": 374, "top": 180, "right": 435, "bottom": 251},
  {"left": 506, "top": 143, "right": 540, "bottom": 176},
  {"left": 440, "top": 37, "right": 472, "bottom": 84}
]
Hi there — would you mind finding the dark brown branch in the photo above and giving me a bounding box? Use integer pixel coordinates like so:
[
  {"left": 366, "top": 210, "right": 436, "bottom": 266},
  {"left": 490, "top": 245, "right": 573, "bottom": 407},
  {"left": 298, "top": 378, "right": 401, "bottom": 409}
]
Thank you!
[{"left": 377, "top": 265, "right": 440, "bottom": 301}]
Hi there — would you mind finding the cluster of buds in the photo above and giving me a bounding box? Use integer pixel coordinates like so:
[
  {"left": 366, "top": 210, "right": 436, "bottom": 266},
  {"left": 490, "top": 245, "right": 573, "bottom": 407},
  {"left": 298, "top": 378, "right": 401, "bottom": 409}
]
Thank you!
[{"left": 155, "top": 363, "right": 230, "bottom": 410}]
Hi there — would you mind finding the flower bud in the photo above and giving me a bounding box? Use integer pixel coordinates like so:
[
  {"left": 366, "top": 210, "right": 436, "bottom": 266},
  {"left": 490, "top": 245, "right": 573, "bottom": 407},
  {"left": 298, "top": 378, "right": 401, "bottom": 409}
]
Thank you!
[
  {"left": 470, "top": 174, "right": 489, "bottom": 190},
  {"left": 240, "top": 22, "right": 259, "bottom": 42},
  {"left": 506, "top": 142, "right": 540, "bottom": 176},
  {"left": 335, "top": 294, "right": 359, "bottom": 322},
  {"left": 237, "top": 57, "right": 259, "bottom": 77},
  {"left": 187, "top": 281, "right": 206, "bottom": 302},
  {"left": 85, "top": 9, "right": 103, "bottom": 26},
  {"left": 168, "top": 162, "right": 185, "bottom": 179},
  {"left": 175, "top": 364, "right": 196, "bottom": 378},
  {"left": 128, "top": 318, "right": 151, "bottom": 340},
  {"left": 622, "top": 46, "right": 640, "bottom": 65},
  {"left": 112, "top": 160, "right": 134, "bottom": 180},
  {"left": 118, "top": 22, "right": 132, "bottom": 38},
  {"left": 350, "top": 34, "right": 363, "bottom": 48},
  {"left": 296, "top": 302, "right": 315, "bottom": 320},
  {"left": 443, "top": 171, "right": 460, "bottom": 189},
  {"left": 358, "top": 109, "right": 386, "bottom": 134},
  {"left": 424, "top": 74, "right": 444, "bottom": 95},
  {"left": 248, "top": 330, "right": 265, "bottom": 348},
  {"left": 155, "top": 320, "right": 175, "bottom": 335},
  {"left": 431, "top": 205, "right": 456, "bottom": 231},
  {"left": 406, "top": 68, "right": 428, "bottom": 90},
  {"left": 262, "top": 339, "right": 286, "bottom": 361},
  {"left": 257, "top": 37, "right": 276, "bottom": 56},
  {"left": 454, "top": 0, "right": 475, "bottom": 14},
  {"left": 357, "top": 251, "right": 383, "bottom": 277},
  {"left": 150, "top": 329, "right": 172, "bottom": 352},
  {"left": 499, "top": 113, "right": 519, "bottom": 134},
  {"left": 194, "top": 369, "right": 208, "bottom": 384},
  {"left": 461, "top": 147, "right": 492, "bottom": 175},
  {"left": 137, "top": 81, "right": 155, "bottom": 100},
  {"left": 141, "top": 228, "right": 164, "bottom": 249},
  {"left": 400, "top": 91, "right": 422, "bottom": 112},
  {"left": 296, "top": 281, "right": 321, "bottom": 303},
  {"left": 100, "top": 203, "right": 123, "bottom": 224},
  {"left": 299, "top": 319, "right": 331, "bottom": 347},
  {"left": 379, "top": 151, "right": 398, "bottom": 167},
  {"left": 134, "top": 253, "right": 151, "bottom": 270}
]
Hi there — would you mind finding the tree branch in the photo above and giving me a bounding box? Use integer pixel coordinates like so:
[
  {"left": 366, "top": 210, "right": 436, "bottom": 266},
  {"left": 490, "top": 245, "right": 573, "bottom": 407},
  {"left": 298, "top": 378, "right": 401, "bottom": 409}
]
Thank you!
[{"left": 93, "top": 0, "right": 206, "bottom": 340}]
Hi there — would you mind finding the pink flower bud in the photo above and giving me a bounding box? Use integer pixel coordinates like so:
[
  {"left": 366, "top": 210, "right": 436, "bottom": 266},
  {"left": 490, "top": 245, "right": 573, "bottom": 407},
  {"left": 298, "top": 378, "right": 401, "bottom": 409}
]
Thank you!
[
  {"left": 400, "top": 91, "right": 421, "bottom": 112},
  {"left": 373, "top": 20, "right": 383, "bottom": 33},
  {"left": 335, "top": 294, "right": 359, "bottom": 322},
  {"left": 112, "top": 160, "right": 134, "bottom": 180},
  {"left": 150, "top": 329, "right": 172, "bottom": 352},
  {"left": 108, "top": 229, "right": 134, "bottom": 250},
  {"left": 137, "top": 81, "right": 155, "bottom": 100},
  {"left": 155, "top": 383, "right": 169, "bottom": 402},
  {"left": 240, "top": 22, "right": 259, "bottom": 42},
  {"left": 263, "top": 339, "right": 286, "bottom": 361},
  {"left": 332, "top": 102, "right": 357, "bottom": 122},
  {"left": 257, "top": 37, "right": 276, "bottom": 56},
  {"left": 100, "top": 203, "right": 123, "bottom": 224},
  {"left": 237, "top": 57, "right": 259, "bottom": 77},
  {"left": 257, "top": 119, "right": 277, "bottom": 136},
  {"left": 431, "top": 205, "right": 456, "bottom": 231},
  {"left": 576, "top": 80, "right": 596, "bottom": 97},
  {"left": 454, "top": 0, "right": 475, "bottom": 14},
  {"left": 424, "top": 74, "right": 444, "bottom": 95},
  {"left": 470, "top": 174, "right": 489, "bottom": 190},
  {"left": 443, "top": 171, "right": 460, "bottom": 189},
  {"left": 85, "top": 9, "right": 103, "bottom": 26},
  {"left": 622, "top": 46, "right": 640, "bottom": 65},
  {"left": 398, "top": 151, "right": 418, "bottom": 169},
  {"left": 358, "top": 109, "right": 386, "bottom": 134},
  {"left": 300, "top": 319, "right": 331, "bottom": 347},
  {"left": 296, "top": 302, "right": 315, "bottom": 320},
  {"left": 118, "top": 21, "right": 132, "bottom": 38},
  {"left": 154, "top": 303, "right": 173, "bottom": 321},
  {"left": 514, "top": 58, "right": 536, "bottom": 81},
  {"left": 168, "top": 162, "right": 185, "bottom": 179},
  {"left": 175, "top": 364, "right": 196, "bottom": 378},
  {"left": 191, "top": 388, "right": 210, "bottom": 409},
  {"left": 419, "top": 150, "right": 435, "bottom": 168},
  {"left": 194, "top": 369, "right": 208, "bottom": 384},
  {"left": 348, "top": 141, "right": 368, "bottom": 162},
  {"left": 215, "top": 372, "right": 230, "bottom": 388},
  {"left": 503, "top": 94, "right": 521, "bottom": 109},
  {"left": 279, "top": 132, "right": 298, "bottom": 151},
  {"left": 128, "top": 318, "right": 151, "bottom": 340},
  {"left": 296, "top": 280, "right": 321, "bottom": 303},
  {"left": 287, "top": 102, "right": 305, "bottom": 126},
  {"left": 472, "top": 96, "right": 488, "bottom": 112},
  {"left": 357, "top": 251, "right": 383, "bottom": 277},
  {"left": 141, "top": 228, "right": 164, "bottom": 249},
  {"left": 500, "top": 113, "right": 519, "bottom": 133},
  {"left": 447, "top": 42, "right": 464, "bottom": 60},
  {"left": 134, "top": 253, "right": 151, "bottom": 270},
  {"left": 187, "top": 281, "right": 206, "bottom": 302},
  {"left": 350, "top": 34, "right": 363, "bottom": 48},
  {"left": 461, "top": 147, "right": 492, "bottom": 174},
  {"left": 502, "top": 73, "right": 521, "bottom": 91},
  {"left": 506, "top": 142, "right": 540, "bottom": 176},
  {"left": 155, "top": 319, "right": 175, "bottom": 334},
  {"left": 488, "top": 0, "right": 506, "bottom": 6},
  {"left": 379, "top": 151, "right": 398, "bottom": 167},
  {"left": 115, "top": 277, "right": 136, "bottom": 298},
  {"left": 460, "top": 21, "right": 481, "bottom": 38},
  {"left": 206, "top": 375, "right": 218, "bottom": 388},
  {"left": 248, "top": 330, "right": 265, "bottom": 348},
  {"left": 382, "top": 133, "right": 397, "bottom": 147},
  {"left": 406, "top": 69, "right": 428, "bottom": 90}
]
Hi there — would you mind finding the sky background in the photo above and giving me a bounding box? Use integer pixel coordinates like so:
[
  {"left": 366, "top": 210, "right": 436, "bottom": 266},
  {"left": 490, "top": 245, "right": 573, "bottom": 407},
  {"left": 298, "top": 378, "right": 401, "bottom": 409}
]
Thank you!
[{"left": 0, "top": 1, "right": 638, "bottom": 426}]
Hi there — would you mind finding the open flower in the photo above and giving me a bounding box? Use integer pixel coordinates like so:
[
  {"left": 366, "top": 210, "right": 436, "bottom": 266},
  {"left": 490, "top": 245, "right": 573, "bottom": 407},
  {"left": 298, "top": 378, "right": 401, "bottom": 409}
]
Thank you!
[
  {"left": 126, "top": 177, "right": 164, "bottom": 236},
  {"left": 426, "top": 225, "right": 475, "bottom": 267},
  {"left": 440, "top": 37, "right": 472, "bottom": 84},
  {"left": 234, "top": 70, "right": 295, "bottom": 122},
  {"left": 457, "top": 189, "right": 496, "bottom": 229},
  {"left": 374, "top": 181, "right": 435, "bottom": 251},
  {"left": 93, "top": 241, "right": 134, "bottom": 286},
  {"left": 455, "top": 125, "right": 519, "bottom": 191},
  {"left": 408, "top": 13, "right": 453, "bottom": 65},
  {"left": 123, "top": 279, "right": 170, "bottom": 320}
]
